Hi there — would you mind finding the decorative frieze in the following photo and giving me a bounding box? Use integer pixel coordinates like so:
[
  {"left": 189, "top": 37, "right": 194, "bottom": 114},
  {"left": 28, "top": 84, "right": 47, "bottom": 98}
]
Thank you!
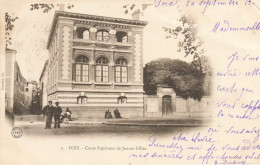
[
  {"left": 134, "top": 33, "right": 142, "bottom": 82},
  {"left": 74, "top": 20, "right": 132, "bottom": 29},
  {"left": 61, "top": 26, "right": 71, "bottom": 79},
  {"left": 90, "top": 27, "right": 97, "bottom": 32},
  {"left": 109, "top": 29, "right": 116, "bottom": 34}
]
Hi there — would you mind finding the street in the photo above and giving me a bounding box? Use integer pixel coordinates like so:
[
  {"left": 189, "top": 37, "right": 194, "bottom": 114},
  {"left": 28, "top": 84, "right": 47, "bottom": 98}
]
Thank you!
[
  {"left": 20, "top": 124, "right": 204, "bottom": 137},
  {"left": 16, "top": 117, "right": 210, "bottom": 137}
]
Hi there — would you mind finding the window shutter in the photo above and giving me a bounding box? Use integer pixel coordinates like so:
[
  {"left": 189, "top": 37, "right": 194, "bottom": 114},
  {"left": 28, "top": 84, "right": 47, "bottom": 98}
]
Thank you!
[{"left": 72, "top": 63, "right": 76, "bottom": 81}]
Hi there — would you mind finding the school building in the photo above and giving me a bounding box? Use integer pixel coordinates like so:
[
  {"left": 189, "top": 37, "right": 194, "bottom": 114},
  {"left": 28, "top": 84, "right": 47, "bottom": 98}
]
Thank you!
[{"left": 41, "top": 10, "right": 148, "bottom": 118}]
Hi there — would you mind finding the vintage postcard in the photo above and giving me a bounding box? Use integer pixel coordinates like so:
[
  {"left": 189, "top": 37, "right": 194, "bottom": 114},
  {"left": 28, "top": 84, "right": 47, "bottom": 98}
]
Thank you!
[{"left": 0, "top": 0, "right": 260, "bottom": 164}]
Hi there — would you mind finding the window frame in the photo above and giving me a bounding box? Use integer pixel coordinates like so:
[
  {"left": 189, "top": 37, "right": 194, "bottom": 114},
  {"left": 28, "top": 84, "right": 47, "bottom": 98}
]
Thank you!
[
  {"left": 118, "top": 96, "right": 127, "bottom": 104},
  {"left": 116, "top": 31, "right": 128, "bottom": 43},
  {"left": 115, "top": 58, "right": 128, "bottom": 83},
  {"left": 77, "top": 96, "right": 87, "bottom": 104},
  {"left": 95, "top": 57, "right": 109, "bottom": 83},
  {"left": 76, "top": 27, "right": 90, "bottom": 40},
  {"left": 75, "top": 55, "right": 89, "bottom": 82},
  {"left": 96, "top": 30, "right": 110, "bottom": 42}
]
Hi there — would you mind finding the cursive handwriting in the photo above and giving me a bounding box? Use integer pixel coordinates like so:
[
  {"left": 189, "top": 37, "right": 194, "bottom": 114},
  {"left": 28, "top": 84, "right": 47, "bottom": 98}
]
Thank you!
[
  {"left": 154, "top": 0, "right": 256, "bottom": 14},
  {"left": 212, "top": 20, "right": 260, "bottom": 33}
]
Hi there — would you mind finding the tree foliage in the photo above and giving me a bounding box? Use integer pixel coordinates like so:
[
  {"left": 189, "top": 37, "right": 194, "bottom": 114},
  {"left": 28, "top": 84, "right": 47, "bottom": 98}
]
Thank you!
[
  {"left": 144, "top": 58, "right": 204, "bottom": 100},
  {"left": 163, "top": 15, "right": 205, "bottom": 71},
  {"left": 5, "top": 13, "right": 19, "bottom": 48},
  {"left": 122, "top": 3, "right": 152, "bottom": 15},
  {"left": 123, "top": 4, "right": 206, "bottom": 72}
]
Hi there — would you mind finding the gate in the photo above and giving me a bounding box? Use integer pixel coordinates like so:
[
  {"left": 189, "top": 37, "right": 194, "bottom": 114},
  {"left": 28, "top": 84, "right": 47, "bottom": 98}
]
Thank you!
[{"left": 162, "top": 95, "right": 172, "bottom": 117}]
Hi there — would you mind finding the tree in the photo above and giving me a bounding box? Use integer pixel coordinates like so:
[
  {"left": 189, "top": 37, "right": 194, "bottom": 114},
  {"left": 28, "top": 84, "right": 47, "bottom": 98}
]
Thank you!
[
  {"left": 5, "top": 13, "right": 18, "bottom": 48},
  {"left": 123, "top": 4, "right": 152, "bottom": 15},
  {"left": 163, "top": 15, "right": 205, "bottom": 72},
  {"left": 144, "top": 58, "right": 204, "bottom": 100},
  {"left": 124, "top": 3, "right": 212, "bottom": 97},
  {"left": 122, "top": 4, "right": 206, "bottom": 72}
]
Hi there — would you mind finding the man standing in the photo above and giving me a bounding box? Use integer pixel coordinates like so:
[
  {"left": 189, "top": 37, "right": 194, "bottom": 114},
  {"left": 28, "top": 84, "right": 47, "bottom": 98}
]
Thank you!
[
  {"left": 54, "top": 102, "right": 62, "bottom": 128},
  {"left": 42, "top": 101, "right": 54, "bottom": 129}
]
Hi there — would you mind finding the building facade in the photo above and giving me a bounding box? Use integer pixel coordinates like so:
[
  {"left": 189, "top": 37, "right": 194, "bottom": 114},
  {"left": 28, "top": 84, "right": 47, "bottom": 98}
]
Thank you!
[
  {"left": 5, "top": 48, "right": 28, "bottom": 115},
  {"left": 44, "top": 11, "right": 147, "bottom": 118},
  {"left": 39, "top": 60, "right": 49, "bottom": 110}
]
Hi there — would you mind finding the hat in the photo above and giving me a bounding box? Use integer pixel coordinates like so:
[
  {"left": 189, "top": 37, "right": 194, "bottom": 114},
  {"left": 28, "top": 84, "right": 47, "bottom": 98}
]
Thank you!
[{"left": 55, "top": 102, "right": 59, "bottom": 105}]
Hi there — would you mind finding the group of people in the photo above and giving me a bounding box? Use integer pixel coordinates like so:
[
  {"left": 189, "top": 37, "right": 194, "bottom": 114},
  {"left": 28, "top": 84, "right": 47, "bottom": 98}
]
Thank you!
[
  {"left": 105, "top": 108, "right": 122, "bottom": 119},
  {"left": 43, "top": 101, "right": 123, "bottom": 128},
  {"left": 42, "top": 101, "right": 72, "bottom": 129}
]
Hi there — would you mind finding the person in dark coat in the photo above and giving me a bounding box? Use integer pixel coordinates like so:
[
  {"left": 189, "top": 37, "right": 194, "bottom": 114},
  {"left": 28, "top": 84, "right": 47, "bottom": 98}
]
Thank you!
[
  {"left": 42, "top": 101, "right": 54, "bottom": 129},
  {"left": 54, "top": 102, "right": 62, "bottom": 128},
  {"left": 105, "top": 109, "right": 113, "bottom": 119},
  {"left": 114, "top": 108, "right": 122, "bottom": 118},
  {"left": 104, "top": 110, "right": 108, "bottom": 119}
]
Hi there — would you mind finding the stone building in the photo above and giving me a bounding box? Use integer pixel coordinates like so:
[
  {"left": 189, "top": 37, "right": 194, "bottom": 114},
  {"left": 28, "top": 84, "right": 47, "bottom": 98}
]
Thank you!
[
  {"left": 39, "top": 60, "right": 49, "bottom": 109},
  {"left": 5, "top": 48, "right": 27, "bottom": 115},
  {"left": 24, "top": 81, "right": 41, "bottom": 114},
  {"left": 43, "top": 11, "right": 148, "bottom": 118}
]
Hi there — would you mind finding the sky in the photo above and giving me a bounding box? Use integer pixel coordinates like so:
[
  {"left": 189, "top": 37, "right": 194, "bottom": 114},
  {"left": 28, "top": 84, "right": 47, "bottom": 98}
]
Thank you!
[
  {"left": 4, "top": 0, "right": 260, "bottom": 81},
  {"left": 4, "top": 0, "right": 193, "bottom": 81}
]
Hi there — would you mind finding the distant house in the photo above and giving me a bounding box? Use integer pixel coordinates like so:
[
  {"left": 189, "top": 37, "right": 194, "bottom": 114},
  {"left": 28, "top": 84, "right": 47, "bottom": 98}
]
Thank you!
[
  {"left": 24, "top": 81, "right": 40, "bottom": 114},
  {"left": 40, "top": 11, "right": 148, "bottom": 118}
]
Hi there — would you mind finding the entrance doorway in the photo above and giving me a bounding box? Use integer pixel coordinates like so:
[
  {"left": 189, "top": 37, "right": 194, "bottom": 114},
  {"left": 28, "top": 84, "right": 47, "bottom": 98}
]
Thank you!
[{"left": 162, "top": 95, "right": 172, "bottom": 117}]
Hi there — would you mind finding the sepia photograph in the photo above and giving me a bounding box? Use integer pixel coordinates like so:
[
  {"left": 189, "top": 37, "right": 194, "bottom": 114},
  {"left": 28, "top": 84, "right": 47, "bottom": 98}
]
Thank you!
[
  {"left": 0, "top": 0, "right": 259, "bottom": 164},
  {"left": 4, "top": 1, "right": 212, "bottom": 136}
]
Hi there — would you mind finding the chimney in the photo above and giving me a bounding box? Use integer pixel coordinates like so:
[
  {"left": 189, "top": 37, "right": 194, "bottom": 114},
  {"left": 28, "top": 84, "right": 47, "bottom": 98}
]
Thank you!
[
  {"left": 58, "top": 4, "right": 65, "bottom": 11},
  {"left": 132, "top": 10, "right": 140, "bottom": 20}
]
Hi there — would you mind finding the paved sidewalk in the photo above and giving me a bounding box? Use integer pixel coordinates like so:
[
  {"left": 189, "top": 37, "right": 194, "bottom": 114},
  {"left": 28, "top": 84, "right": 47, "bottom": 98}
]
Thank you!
[{"left": 15, "top": 116, "right": 211, "bottom": 127}]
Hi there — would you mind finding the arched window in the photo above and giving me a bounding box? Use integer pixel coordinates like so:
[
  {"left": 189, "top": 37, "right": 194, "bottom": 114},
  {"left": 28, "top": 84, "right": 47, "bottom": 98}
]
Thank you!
[
  {"left": 75, "top": 55, "right": 89, "bottom": 82},
  {"left": 96, "top": 30, "right": 109, "bottom": 41},
  {"left": 96, "top": 57, "right": 109, "bottom": 82},
  {"left": 77, "top": 96, "right": 87, "bottom": 104},
  {"left": 116, "top": 31, "right": 128, "bottom": 43},
  {"left": 118, "top": 96, "right": 127, "bottom": 104},
  {"left": 76, "top": 27, "right": 90, "bottom": 39},
  {"left": 115, "top": 58, "right": 128, "bottom": 83},
  {"left": 83, "top": 30, "right": 90, "bottom": 39}
]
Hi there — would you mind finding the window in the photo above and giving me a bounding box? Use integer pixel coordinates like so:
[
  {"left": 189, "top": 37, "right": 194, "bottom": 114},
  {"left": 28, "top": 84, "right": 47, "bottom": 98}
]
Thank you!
[
  {"left": 77, "top": 96, "right": 87, "bottom": 104},
  {"left": 96, "top": 30, "right": 109, "bottom": 41},
  {"left": 118, "top": 96, "right": 127, "bottom": 104},
  {"left": 75, "top": 55, "right": 89, "bottom": 82},
  {"left": 115, "top": 58, "right": 128, "bottom": 83},
  {"left": 116, "top": 31, "right": 128, "bottom": 43},
  {"left": 96, "top": 57, "right": 109, "bottom": 82},
  {"left": 76, "top": 27, "right": 90, "bottom": 39},
  {"left": 26, "top": 88, "right": 29, "bottom": 92}
]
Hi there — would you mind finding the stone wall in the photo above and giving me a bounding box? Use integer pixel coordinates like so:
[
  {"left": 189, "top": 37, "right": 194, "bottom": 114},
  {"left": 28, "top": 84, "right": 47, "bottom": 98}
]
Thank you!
[{"left": 144, "top": 94, "right": 212, "bottom": 117}]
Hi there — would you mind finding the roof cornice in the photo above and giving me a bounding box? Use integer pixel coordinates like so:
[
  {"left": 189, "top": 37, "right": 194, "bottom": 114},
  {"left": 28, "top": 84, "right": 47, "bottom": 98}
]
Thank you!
[{"left": 46, "top": 11, "right": 148, "bottom": 49}]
